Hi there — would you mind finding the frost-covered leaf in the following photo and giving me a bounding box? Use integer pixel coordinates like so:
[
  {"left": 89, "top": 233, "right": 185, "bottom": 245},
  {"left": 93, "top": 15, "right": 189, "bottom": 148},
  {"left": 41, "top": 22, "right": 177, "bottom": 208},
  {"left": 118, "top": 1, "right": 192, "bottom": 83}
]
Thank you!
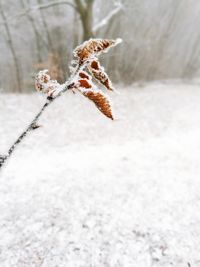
[
  {"left": 35, "top": 38, "right": 122, "bottom": 120},
  {"left": 88, "top": 59, "right": 114, "bottom": 91},
  {"left": 81, "top": 89, "right": 114, "bottom": 120},
  {"left": 73, "top": 38, "right": 122, "bottom": 65},
  {"left": 74, "top": 75, "right": 114, "bottom": 120},
  {"left": 35, "top": 70, "right": 62, "bottom": 98},
  {"left": 78, "top": 71, "right": 91, "bottom": 80}
]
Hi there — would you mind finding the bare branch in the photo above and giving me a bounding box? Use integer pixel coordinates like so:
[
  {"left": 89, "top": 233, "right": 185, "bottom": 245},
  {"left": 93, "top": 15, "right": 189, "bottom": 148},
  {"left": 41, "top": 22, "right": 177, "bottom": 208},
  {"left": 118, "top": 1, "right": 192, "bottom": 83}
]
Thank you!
[
  {"left": 0, "top": 2, "right": 22, "bottom": 92},
  {"left": 0, "top": 59, "right": 82, "bottom": 170},
  {"left": 18, "top": 0, "right": 78, "bottom": 18},
  {"left": 35, "top": 0, "right": 77, "bottom": 11},
  {"left": 0, "top": 82, "right": 71, "bottom": 170},
  {"left": 0, "top": 38, "right": 121, "bottom": 170},
  {"left": 0, "top": 102, "right": 49, "bottom": 169},
  {"left": 74, "top": 0, "right": 85, "bottom": 15},
  {"left": 93, "top": 2, "right": 123, "bottom": 33}
]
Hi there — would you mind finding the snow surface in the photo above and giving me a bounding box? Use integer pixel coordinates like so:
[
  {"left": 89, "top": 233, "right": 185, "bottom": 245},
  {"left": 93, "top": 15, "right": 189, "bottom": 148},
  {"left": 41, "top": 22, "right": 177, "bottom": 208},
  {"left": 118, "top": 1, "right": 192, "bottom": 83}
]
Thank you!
[{"left": 0, "top": 82, "right": 200, "bottom": 267}]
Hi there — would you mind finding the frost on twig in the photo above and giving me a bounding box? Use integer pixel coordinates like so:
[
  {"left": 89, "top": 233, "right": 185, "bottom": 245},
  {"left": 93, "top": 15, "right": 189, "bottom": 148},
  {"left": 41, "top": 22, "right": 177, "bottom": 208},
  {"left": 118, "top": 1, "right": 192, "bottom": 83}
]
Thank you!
[{"left": 0, "top": 38, "right": 122, "bottom": 170}]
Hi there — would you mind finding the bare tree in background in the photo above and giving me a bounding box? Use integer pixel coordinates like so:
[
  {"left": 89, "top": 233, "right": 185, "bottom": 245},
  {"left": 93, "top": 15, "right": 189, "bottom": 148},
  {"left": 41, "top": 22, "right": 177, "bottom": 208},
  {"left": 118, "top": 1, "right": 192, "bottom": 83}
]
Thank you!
[
  {"left": 22, "top": 0, "right": 123, "bottom": 41},
  {"left": 20, "top": 0, "right": 43, "bottom": 62},
  {"left": 19, "top": 0, "right": 122, "bottom": 84},
  {"left": 37, "top": 0, "right": 54, "bottom": 51},
  {"left": 0, "top": 1, "right": 22, "bottom": 92},
  {"left": 74, "top": 0, "right": 94, "bottom": 40},
  {"left": 2, "top": 0, "right": 200, "bottom": 93},
  {"left": 75, "top": 0, "right": 123, "bottom": 41}
]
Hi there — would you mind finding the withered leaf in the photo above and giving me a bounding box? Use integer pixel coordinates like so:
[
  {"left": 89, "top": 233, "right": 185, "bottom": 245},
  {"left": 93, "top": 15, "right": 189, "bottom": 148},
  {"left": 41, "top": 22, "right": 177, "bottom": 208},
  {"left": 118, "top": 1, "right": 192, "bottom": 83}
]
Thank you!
[
  {"left": 73, "top": 38, "right": 122, "bottom": 65},
  {"left": 88, "top": 59, "right": 114, "bottom": 91},
  {"left": 76, "top": 78, "right": 114, "bottom": 120}
]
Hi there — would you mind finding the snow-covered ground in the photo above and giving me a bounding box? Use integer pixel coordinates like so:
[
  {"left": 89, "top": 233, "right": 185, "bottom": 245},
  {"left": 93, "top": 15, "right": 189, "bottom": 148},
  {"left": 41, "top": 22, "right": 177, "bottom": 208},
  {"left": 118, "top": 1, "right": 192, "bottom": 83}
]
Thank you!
[{"left": 1, "top": 82, "right": 200, "bottom": 267}]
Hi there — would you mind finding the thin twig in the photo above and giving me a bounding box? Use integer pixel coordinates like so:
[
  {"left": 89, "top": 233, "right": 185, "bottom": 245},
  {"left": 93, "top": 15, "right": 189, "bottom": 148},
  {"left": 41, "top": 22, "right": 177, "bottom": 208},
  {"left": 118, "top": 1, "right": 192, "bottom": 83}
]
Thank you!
[
  {"left": 0, "top": 102, "right": 49, "bottom": 168},
  {"left": 0, "top": 38, "right": 121, "bottom": 170},
  {"left": 0, "top": 81, "right": 71, "bottom": 170},
  {"left": 0, "top": 53, "right": 82, "bottom": 170}
]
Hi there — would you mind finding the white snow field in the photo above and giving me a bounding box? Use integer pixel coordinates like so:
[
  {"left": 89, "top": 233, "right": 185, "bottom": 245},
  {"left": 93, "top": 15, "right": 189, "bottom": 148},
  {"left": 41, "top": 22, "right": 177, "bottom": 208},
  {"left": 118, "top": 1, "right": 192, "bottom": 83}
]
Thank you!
[{"left": 0, "top": 82, "right": 200, "bottom": 267}]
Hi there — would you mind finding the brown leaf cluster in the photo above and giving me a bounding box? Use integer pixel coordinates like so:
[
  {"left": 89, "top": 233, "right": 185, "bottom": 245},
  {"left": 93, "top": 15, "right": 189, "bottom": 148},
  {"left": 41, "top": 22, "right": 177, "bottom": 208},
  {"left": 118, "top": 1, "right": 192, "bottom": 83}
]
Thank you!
[
  {"left": 35, "top": 70, "right": 50, "bottom": 92},
  {"left": 70, "top": 38, "right": 122, "bottom": 120},
  {"left": 35, "top": 38, "right": 122, "bottom": 120}
]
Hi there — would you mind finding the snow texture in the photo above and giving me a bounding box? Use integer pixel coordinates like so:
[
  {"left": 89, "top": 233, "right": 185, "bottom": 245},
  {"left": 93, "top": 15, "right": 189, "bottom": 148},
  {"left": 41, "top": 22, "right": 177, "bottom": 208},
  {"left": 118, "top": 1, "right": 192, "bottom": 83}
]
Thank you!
[{"left": 0, "top": 82, "right": 200, "bottom": 266}]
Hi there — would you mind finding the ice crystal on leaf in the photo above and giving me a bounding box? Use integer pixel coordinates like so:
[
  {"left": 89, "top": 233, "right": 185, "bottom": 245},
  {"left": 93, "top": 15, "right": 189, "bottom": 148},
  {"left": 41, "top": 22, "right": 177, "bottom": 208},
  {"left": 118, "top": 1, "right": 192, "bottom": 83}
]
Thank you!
[{"left": 35, "top": 38, "right": 122, "bottom": 119}]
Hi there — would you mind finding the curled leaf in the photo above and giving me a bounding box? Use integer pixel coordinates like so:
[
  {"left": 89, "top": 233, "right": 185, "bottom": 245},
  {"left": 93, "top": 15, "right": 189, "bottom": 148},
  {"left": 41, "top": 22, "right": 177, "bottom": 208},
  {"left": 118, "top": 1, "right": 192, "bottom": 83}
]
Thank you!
[
  {"left": 88, "top": 59, "right": 114, "bottom": 91},
  {"left": 35, "top": 69, "right": 50, "bottom": 92},
  {"left": 35, "top": 70, "right": 61, "bottom": 98},
  {"left": 78, "top": 71, "right": 91, "bottom": 80},
  {"left": 81, "top": 89, "right": 114, "bottom": 120},
  {"left": 79, "top": 79, "right": 92, "bottom": 89},
  {"left": 73, "top": 38, "right": 122, "bottom": 65},
  {"left": 74, "top": 76, "right": 114, "bottom": 120}
]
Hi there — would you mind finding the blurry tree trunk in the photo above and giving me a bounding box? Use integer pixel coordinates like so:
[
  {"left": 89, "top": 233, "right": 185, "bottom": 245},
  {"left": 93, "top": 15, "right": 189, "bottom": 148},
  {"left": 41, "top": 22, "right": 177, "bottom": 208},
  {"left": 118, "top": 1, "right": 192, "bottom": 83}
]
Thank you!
[
  {"left": 21, "top": 0, "right": 121, "bottom": 42},
  {"left": 0, "top": 3, "right": 22, "bottom": 92},
  {"left": 74, "top": 0, "right": 123, "bottom": 41},
  {"left": 21, "top": 0, "right": 43, "bottom": 62},
  {"left": 147, "top": 1, "right": 182, "bottom": 79},
  {"left": 37, "top": 0, "right": 54, "bottom": 51},
  {"left": 74, "top": 0, "right": 94, "bottom": 41},
  {"left": 73, "top": 8, "right": 79, "bottom": 47}
]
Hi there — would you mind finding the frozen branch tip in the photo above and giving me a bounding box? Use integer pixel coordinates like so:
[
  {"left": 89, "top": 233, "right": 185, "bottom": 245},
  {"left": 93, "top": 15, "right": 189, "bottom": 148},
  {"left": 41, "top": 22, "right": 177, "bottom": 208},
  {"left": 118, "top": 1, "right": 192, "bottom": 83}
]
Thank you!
[{"left": 35, "top": 38, "right": 122, "bottom": 120}]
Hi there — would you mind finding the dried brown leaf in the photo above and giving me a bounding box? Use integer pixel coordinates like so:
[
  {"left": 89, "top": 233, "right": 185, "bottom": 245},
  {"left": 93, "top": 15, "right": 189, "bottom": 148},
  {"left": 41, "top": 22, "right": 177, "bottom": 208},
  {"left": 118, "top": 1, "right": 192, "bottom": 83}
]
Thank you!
[
  {"left": 79, "top": 79, "right": 92, "bottom": 89},
  {"left": 79, "top": 71, "right": 90, "bottom": 80},
  {"left": 35, "top": 70, "right": 61, "bottom": 97},
  {"left": 83, "top": 90, "right": 113, "bottom": 120},
  {"left": 73, "top": 38, "right": 122, "bottom": 65},
  {"left": 77, "top": 81, "right": 114, "bottom": 120},
  {"left": 88, "top": 59, "right": 114, "bottom": 91}
]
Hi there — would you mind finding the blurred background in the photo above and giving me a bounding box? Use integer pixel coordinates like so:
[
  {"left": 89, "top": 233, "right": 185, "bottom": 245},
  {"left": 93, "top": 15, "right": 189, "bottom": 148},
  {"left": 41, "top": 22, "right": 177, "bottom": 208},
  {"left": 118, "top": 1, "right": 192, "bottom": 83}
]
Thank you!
[
  {"left": 1, "top": 1, "right": 200, "bottom": 266},
  {"left": 1, "top": 0, "right": 200, "bottom": 92}
]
